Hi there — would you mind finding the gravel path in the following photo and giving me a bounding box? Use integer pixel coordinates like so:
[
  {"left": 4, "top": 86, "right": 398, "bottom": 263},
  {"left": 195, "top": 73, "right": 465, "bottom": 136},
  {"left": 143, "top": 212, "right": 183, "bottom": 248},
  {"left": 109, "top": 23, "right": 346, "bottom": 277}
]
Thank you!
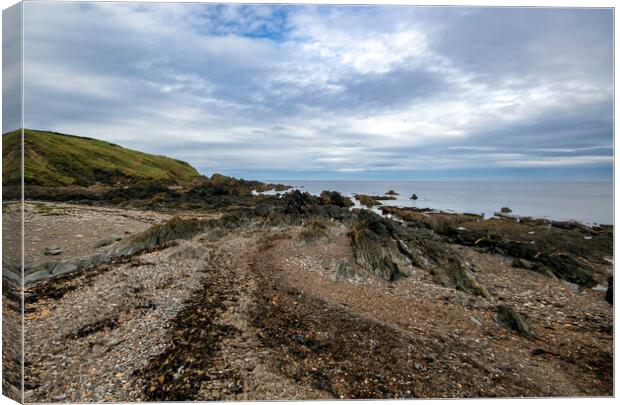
[{"left": 24, "top": 239, "right": 209, "bottom": 402}]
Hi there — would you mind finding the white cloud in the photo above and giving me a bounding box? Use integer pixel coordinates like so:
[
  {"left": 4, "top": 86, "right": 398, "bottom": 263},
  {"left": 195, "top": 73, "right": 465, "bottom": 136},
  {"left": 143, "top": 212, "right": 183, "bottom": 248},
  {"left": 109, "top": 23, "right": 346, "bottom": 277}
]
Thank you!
[{"left": 19, "top": 3, "right": 613, "bottom": 179}]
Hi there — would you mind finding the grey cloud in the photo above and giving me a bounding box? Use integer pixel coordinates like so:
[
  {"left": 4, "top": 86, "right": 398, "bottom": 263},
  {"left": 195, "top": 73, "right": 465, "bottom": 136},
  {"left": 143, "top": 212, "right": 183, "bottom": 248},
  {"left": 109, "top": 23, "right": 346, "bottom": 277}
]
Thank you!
[
  {"left": 3, "top": 3, "right": 22, "bottom": 133},
  {"left": 431, "top": 7, "right": 613, "bottom": 93},
  {"left": 14, "top": 3, "right": 614, "bottom": 179}
]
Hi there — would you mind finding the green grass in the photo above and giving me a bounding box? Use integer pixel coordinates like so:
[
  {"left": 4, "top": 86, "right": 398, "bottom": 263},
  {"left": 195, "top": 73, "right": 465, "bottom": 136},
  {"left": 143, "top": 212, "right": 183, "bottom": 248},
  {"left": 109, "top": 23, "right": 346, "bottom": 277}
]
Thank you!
[{"left": 2, "top": 129, "right": 200, "bottom": 186}]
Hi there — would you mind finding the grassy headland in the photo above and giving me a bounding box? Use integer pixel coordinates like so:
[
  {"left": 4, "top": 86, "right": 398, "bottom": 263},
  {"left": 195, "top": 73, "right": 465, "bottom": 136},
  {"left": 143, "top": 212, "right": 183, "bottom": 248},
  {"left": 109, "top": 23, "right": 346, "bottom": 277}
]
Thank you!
[{"left": 2, "top": 129, "right": 200, "bottom": 186}]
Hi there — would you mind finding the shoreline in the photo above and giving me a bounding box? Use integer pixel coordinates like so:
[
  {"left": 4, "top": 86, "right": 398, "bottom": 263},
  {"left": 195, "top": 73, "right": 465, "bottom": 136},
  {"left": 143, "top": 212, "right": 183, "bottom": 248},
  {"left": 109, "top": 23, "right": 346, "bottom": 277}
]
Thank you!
[
  {"left": 251, "top": 187, "right": 614, "bottom": 227},
  {"left": 3, "top": 182, "right": 613, "bottom": 400}
]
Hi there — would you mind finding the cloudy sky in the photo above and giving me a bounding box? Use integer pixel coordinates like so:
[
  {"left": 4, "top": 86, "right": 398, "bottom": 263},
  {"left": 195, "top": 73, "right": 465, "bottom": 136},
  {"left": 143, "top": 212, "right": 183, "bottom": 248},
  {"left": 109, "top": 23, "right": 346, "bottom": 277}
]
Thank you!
[{"left": 9, "top": 2, "right": 615, "bottom": 180}]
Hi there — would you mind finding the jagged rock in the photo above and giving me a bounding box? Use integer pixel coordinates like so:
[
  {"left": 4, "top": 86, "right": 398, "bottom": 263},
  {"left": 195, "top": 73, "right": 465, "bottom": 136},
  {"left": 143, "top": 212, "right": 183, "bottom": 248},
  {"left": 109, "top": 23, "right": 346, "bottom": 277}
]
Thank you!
[
  {"left": 495, "top": 304, "right": 536, "bottom": 338},
  {"left": 114, "top": 216, "right": 208, "bottom": 257},
  {"left": 539, "top": 253, "right": 596, "bottom": 287},
  {"left": 429, "top": 255, "right": 492, "bottom": 300},
  {"left": 349, "top": 210, "right": 491, "bottom": 298},
  {"left": 500, "top": 207, "right": 512, "bottom": 214},
  {"left": 279, "top": 190, "right": 328, "bottom": 217},
  {"left": 349, "top": 210, "right": 407, "bottom": 281},
  {"left": 396, "top": 239, "right": 428, "bottom": 269},
  {"left": 354, "top": 194, "right": 382, "bottom": 208},
  {"left": 320, "top": 191, "right": 354, "bottom": 208},
  {"left": 511, "top": 256, "right": 555, "bottom": 278},
  {"left": 410, "top": 194, "right": 418, "bottom": 200}
]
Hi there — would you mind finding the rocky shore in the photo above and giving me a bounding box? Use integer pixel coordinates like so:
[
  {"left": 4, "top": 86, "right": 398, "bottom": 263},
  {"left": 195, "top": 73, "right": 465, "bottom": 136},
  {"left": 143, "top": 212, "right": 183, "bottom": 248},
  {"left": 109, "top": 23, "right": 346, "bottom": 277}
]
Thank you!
[{"left": 2, "top": 177, "right": 614, "bottom": 400}]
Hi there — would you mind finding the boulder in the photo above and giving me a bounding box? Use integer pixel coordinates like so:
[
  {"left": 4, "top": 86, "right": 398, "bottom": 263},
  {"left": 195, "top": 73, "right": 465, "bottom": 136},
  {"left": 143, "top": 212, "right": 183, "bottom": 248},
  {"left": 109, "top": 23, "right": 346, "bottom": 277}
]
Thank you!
[
  {"left": 410, "top": 194, "right": 418, "bottom": 200},
  {"left": 500, "top": 207, "right": 512, "bottom": 214},
  {"left": 385, "top": 190, "right": 399, "bottom": 196},
  {"left": 429, "top": 255, "right": 492, "bottom": 300},
  {"left": 44, "top": 246, "right": 62, "bottom": 256},
  {"left": 495, "top": 304, "right": 536, "bottom": 338}
]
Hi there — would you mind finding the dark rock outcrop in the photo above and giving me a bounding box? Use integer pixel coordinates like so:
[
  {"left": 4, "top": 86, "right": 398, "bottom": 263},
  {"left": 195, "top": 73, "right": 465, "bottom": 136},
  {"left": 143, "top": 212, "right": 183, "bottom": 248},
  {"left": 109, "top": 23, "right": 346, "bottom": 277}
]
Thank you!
[
  {"left": 496, "top": 304, "right": 536, "bottom": 339},
  {"left": 116, "top": 216, "right": 208, "bottom": 257},
  {"left": 538, "top": 253, "right": 596, "bottom": 287},
  {"left": 320, "top": 191, "right": 354, "bottom": 208},
  {"left": 348, "top": 210, "right": 491, "bottom": 298},
  {"left": 605, "top": 276, "right": 613, "bottom": 305},
  {"left": 410, "top": 194, "right": 418, "bottom": 200},
  {"left": 274, "top": 190, "right": 351, "bottom": 221},
  {"left": 428, "top": 254, "right": 492, "bottom": 300},
  {"left": 349, "top": 211, "right": 408, "bottom": 282},
  {"left": 354, "top": 194, "right": 382, "bottom": 208}
]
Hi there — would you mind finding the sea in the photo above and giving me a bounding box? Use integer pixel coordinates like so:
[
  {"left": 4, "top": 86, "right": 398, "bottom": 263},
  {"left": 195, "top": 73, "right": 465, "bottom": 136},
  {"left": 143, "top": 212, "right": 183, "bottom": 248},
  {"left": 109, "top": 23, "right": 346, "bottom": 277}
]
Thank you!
[{"left": 266, "top": 181, "right": 613, "bottom": 225}]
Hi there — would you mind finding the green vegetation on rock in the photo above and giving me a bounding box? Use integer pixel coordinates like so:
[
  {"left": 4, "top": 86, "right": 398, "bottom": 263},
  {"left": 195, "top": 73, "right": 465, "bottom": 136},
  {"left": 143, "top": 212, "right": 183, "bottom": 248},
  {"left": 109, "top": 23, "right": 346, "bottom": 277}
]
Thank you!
[{"left": 2, "top": 129, "right": 200, "bottom": 186}]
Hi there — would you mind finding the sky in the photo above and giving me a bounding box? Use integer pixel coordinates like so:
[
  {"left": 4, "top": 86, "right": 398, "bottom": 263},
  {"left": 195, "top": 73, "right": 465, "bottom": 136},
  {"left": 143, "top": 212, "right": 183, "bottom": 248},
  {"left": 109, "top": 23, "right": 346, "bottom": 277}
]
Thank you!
[{"left": 4, "top": 2, "right": 614, "bottom": 181}]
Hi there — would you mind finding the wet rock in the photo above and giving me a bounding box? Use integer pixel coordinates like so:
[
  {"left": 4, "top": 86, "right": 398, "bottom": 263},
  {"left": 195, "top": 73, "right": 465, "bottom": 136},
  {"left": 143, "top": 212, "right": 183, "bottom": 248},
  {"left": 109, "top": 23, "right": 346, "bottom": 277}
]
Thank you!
[
  {"left": 495, "top": 304, "right": 536, "bottom": 339},
  {"left": 410, "top": 194, "right": 418, "bottom": 200},
  {"left": 500, "top": 207, "right": 512, "bottom": 214},
  {"left": 385, "top": 190, "right": 399, "bottom": 196},
  {"left": 44, "top": 246, "right": 62, "bottom": 256}
]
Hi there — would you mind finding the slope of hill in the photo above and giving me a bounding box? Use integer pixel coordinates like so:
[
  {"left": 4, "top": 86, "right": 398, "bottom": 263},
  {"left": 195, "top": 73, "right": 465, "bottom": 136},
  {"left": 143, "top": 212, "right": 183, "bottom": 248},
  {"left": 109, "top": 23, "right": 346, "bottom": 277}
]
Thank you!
[{"left": 2, "top": 129, "right": 200, "bottom": 186}]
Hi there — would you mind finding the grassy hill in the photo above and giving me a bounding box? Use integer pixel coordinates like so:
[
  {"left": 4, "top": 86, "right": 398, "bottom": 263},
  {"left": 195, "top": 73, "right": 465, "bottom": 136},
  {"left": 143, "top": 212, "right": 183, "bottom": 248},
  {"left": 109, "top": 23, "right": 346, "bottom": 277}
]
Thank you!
[{"left": 2, "top": 129, "right": 200, "bottom": 186}]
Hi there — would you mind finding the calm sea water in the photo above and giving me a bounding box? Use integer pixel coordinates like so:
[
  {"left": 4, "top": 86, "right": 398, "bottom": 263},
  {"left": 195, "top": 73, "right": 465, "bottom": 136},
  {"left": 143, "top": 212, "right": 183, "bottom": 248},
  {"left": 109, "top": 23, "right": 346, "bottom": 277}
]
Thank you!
[{"left": 270, "top": 181, "right": 613, "bottom": 225}]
